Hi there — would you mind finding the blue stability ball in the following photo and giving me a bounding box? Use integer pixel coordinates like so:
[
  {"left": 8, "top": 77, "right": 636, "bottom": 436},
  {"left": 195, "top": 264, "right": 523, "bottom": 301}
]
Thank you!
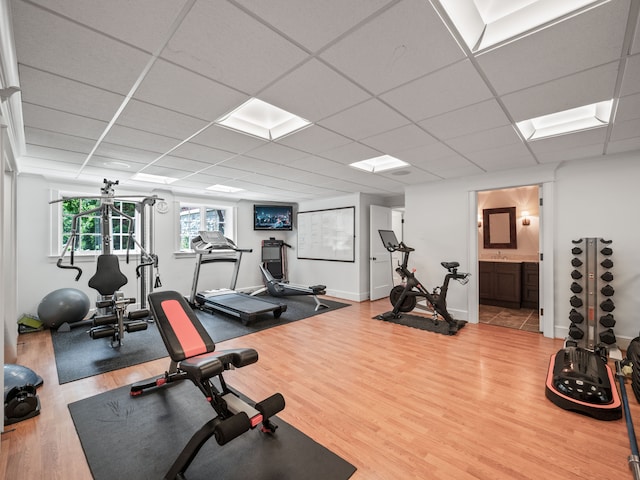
[{"left": 37, "top": 288, "right": 90, "bottom": 329}]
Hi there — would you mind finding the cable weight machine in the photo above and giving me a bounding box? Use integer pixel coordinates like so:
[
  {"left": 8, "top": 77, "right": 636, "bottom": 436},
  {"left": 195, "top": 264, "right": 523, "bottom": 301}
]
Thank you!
[{"left": 51, "top": 179, "right": 162, "bottom": 346}]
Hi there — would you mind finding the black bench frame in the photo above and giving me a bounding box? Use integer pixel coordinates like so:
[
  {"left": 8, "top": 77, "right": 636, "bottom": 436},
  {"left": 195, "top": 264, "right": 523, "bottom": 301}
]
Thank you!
[{"left": 130, "top": 290, "right": 285, "bottom": 480}]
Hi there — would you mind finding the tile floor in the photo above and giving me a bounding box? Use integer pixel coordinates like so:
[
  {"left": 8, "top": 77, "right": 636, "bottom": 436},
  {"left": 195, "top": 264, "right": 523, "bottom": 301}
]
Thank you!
[{"left": 479, "top": 304, "right": 540, "bottom": 332}]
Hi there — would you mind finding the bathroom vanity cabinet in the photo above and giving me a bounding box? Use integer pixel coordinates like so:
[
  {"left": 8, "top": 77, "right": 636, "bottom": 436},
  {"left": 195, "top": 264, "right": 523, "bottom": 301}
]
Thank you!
[{"left": 479, "top": 261, "right": 523, "bottom": 309}]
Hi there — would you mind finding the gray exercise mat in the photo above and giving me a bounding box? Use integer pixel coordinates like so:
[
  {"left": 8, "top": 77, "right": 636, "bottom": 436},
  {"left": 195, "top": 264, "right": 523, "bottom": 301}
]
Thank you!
[{"left": 69, "top": 380, "right": 357, "bottom": 480}]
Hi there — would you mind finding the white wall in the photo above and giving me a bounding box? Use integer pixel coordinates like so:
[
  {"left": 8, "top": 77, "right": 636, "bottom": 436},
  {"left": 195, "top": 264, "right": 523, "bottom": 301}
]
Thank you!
[
  {"left": 14, "top": 174, "right": 296, "bottom": 316},
  {"left": 554, "top": 154, "right": 640, "bottom": 342},
  {"left": 404, "top": 151, "right": 640, "bottom": 345}
]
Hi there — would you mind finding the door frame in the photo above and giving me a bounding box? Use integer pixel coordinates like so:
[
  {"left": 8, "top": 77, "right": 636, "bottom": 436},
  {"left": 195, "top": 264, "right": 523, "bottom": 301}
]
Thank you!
[{"left": 467, "top": 182, "right": 554, "bottom": 338}]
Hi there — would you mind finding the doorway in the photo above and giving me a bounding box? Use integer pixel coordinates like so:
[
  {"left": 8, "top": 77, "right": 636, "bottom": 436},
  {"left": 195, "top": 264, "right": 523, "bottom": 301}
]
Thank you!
[{"left": 477, "top": 185, "right": 540, "bottom": 332}]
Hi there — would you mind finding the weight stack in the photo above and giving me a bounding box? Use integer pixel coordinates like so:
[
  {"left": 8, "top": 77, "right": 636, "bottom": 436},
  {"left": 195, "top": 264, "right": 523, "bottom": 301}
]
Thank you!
[{"left": 566, "top": 238, "right": 616, "bottom": 353}]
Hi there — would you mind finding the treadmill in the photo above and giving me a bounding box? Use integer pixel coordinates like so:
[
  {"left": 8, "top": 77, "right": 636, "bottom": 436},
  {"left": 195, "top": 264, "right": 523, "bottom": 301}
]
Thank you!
[{"left": 189, "top": 231, "right": 286, "bottom": 325}]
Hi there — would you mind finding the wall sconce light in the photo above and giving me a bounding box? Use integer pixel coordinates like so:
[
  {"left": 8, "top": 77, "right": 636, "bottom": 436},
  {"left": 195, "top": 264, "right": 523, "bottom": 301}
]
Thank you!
[
  {"left": 522, "top": 210, "right": 530, "bottom": 226},
  {"left": 478, "top": 215, "right": 482, "bottom": 228}
]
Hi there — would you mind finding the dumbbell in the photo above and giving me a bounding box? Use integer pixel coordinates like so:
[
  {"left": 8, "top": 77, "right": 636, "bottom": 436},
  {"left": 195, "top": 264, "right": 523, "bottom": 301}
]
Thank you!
[
  {"left": 600, "top": 285, "right": 614, "bottom": 297},
  {"left": 569, "top": 324, "right": 584, "bottom": 339},
  {"left": 570, "top": 282, "right": 583, "bottom": 293},
  {"left": 570, "top": 295, "right": 583, "bottom": 308},
  {"left": 571, "top": 258, "right": 583, "bottom": 267},
  {"left": 572, "top": 247, "right": 583, "bottom": 255},
  {"left": 601, "top": 271, "right": 613, "bottom": 282},
  {"left": 600, "top": 247, "right": 613, "bottom": 256},
  {"left": 569, "top": 308, "right": 584, "bottom": 324},
  {"left": 599, "top": 313, "right": 615, "bottom": 328},
  {"left": 600, "top": 298, "right": 615, "bottom": 312},
  {"left": 599, "top": 329, "right": 616, "bottom": 345},
  {"left": 571, "top": 269, "right": 583, "bottom": 279},
  {"left": 601, "top": 258, "right": 613, "bottom": 269}
]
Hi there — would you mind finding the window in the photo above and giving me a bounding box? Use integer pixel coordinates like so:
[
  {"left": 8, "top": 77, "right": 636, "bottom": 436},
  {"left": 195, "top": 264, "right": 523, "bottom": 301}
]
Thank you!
[
  {"left": 179, "top": 204, "right": 233, "bottom": 251},
  {"left": 60, "top": 197, "right": 138, "bottom": 254}
]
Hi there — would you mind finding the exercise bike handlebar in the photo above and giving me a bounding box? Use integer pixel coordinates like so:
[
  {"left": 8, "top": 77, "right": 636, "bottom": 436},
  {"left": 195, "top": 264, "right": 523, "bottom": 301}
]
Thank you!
[{"left": 383, "top": 241, "right": 414, "bottom": 253}]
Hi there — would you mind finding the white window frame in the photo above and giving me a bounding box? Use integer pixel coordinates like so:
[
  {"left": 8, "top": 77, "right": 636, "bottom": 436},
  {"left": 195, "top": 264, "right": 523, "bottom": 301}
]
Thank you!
[
  {"left": 178, "top": 202, "right": 235, "bottom": 252},
  {"left": 51, "top": 189, "right": 141, "bottom": 257}
]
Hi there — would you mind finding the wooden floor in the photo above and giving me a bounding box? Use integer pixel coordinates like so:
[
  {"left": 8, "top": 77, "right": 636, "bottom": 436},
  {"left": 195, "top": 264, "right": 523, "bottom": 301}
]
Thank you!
[{"left": 2, "top": 297, "right": 638, "bottom": 479}]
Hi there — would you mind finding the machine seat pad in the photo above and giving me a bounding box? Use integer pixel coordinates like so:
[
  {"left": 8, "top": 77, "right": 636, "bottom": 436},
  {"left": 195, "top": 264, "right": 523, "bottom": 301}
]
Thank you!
[
  {"left": 441, "top": 261, "right": 459, "bottom": 270},
  {"left": 180, "top": 353, "right": 225, "bottom": 383},
  {"left": 88, "top": 255, "right": 128, "bottom": 296}
]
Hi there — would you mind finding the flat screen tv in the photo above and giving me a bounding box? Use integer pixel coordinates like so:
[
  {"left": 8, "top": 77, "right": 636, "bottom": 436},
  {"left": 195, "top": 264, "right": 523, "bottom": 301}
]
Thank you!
[{"left": 253, "top": 204, "right": 293, "bottom": 231}]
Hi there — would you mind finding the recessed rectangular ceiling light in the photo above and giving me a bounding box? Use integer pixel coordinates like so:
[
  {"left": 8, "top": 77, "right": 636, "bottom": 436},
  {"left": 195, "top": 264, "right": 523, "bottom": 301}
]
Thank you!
[
  {"left": 436, "top": 0, "right": 603, "bottom": 52},
  {"left": 516, "top": 100, "right": 613, "bottom": 141},
  {"left": 131, "top": 172, "right": 178, "bottom": 184},
  {"left": 216, "top": 98, "right": 311, "bottom": 141},
  {"left": 206, "top": 184, "right": 244, "bottom": 193},
  {"left": 350, "top": 155, "right": 410, "bottom": 173}
]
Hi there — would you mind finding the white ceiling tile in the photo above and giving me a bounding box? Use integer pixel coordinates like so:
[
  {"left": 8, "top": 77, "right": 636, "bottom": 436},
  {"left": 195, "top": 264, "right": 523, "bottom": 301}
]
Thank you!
[
  {"left": 616, "top": 92, "right": 640, "bottom": 122},
  {"left": 27, "top": 0, "right": 189, "bottom": 52},
  {"left": 500, "top": 63, "right": 620, "bottom": 122},
  {"left": 133, "top": 59, "right": 248, "bottom": 121},
  {"left": 411, "top": 153, "right": 479, "bottom": 176},
  {"left": 620, "top": 54, "right": 640, "bottom": 97},
  {"left": 18, "top": 65, "right": 124, "bottom": 121},
  {"left": 276, "top": 125, "right": 352, "bottom": 154},
  {"left": 22, "top": 103, "right": 107, "bottom": 140},
  {"left": 95, "top": 142, "right": 158, "bottom": 165},
  {"left": 394, "top": 142, "right": 459, "bottom": 164},
  {"left": 198, "top": 164, "right": 258, "bottom": 180},
  {"left": 140, "top": 165, "right": 191, "bottom": 178},
  {"left": 170, "top": 142, "right": 235, "bottom": 165},
  {"left": 418, "top": 99, "right": 510, "bottom": 140},
  {"left": 23, "top": 145, "right": 87, "bottom": 164},
  {"left": 234, "top": 0, "right": 393, "bottom": 52},
  {"left": 102, "top": 125, "right": 180, "bottom": 153},
  {"left": 117, "top": 100, "right": 209, "bottom": 139},
  {"left": 153, "top": 155, "right": 210, "bottom": 172},
  {"left": 607, "top": 136, "right": 640, "bottom": 154},
  {"left": 610, "top": 118, "right": 640, "bottom": 142},
  {"left": 244, "top": 143, "right": 308, "bottom": 164},
  {"left": 445, "top": 125, "right": 522, "bottom": 155},
  {"left": 219, "top": 155, "right": 279, "bottom": 174},
  {"left": 476, "top": 0, "right": 630, "bottom": 94},
  {"left": 320, "top": 142, "right": 381, "bottom": 164},
  {"left": 259, "top": 59, "right": 371, "bottom": 122},
  {"left": 381, "top": 60, "right": 494, "bottom": 121},
  {"left": 318, "top": 99, "right": 409, "bottom": 140},
  {"left": 535, "top": 144, "right": 606, "bottom": 164},
  {"left": 162, "top": 1, "right": 308, "bottom": 94},
  {"left": 465, "top": 143, "right": 537, "bottom": 171},
  {"left": 361, "top": 124, "right": 437, "bottom": 153},
  {"left": 12, "top": 0, "right": 150, "bottom": 94},
  {"left": 378, "top": 167, "right": 440, "bottom": 184},
  {"left": 289, "top": 156, "right": 343, "bottom": 173},
  {"left": 24, "top": 127, "right": 95, "bottom": 153},
  {"left": 320, "top": 0, "right": 465, "bottom": 94},
  {"left": 431, "top": 162, "right": 485, "bottom": 179},
  {"left": 191, "top": 125, "right": 267, "bottom": 153},
  {"left": 529, "top": 128, "right": 607, "bottom": 155},
  {"left": 631, "top": 7, "right": 640, "bottom": 55}
]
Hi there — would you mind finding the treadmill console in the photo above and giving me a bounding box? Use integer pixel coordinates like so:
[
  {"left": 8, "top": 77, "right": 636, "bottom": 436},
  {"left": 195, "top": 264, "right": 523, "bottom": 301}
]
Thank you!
[{"left": 191, "top": 231, "right": 237, "bottom": 253}]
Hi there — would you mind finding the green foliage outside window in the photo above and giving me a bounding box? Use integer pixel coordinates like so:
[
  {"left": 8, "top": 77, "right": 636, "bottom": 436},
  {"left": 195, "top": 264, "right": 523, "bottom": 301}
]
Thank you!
[{"left": 62, "top": 198, "right": 137, "bottom": 252}]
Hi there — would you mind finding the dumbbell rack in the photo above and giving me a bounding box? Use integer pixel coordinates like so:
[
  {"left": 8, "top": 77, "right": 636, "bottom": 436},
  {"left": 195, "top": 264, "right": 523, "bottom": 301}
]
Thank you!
[{"left": 566, "top": 238, "right": 620, "bottom": 358}]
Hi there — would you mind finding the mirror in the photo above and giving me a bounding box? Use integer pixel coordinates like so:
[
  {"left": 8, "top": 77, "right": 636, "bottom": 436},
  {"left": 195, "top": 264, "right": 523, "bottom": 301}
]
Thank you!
[{"left": 483, "top": 207, "right": 517, "bottom": 249}]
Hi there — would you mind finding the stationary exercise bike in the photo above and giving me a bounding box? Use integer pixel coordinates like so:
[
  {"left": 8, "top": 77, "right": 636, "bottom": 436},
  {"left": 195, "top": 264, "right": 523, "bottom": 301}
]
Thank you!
[{"left": 376, "top": 230, "right": 470, "bottom": 335}]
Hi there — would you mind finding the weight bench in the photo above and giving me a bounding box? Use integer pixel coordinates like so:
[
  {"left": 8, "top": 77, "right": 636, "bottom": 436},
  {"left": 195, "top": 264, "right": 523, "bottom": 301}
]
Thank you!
[{"left": 130, "top": 290, "right": 285, "bottom": 480}]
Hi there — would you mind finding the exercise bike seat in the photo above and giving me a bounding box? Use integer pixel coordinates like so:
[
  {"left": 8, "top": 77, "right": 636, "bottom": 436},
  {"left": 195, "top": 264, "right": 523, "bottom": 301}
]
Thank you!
[
  {"left": 309, "top": 285, "right": 326, "bottom": 295},
  {"left": 441, "top": 261, "right": 460, "bottom": 271}
]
